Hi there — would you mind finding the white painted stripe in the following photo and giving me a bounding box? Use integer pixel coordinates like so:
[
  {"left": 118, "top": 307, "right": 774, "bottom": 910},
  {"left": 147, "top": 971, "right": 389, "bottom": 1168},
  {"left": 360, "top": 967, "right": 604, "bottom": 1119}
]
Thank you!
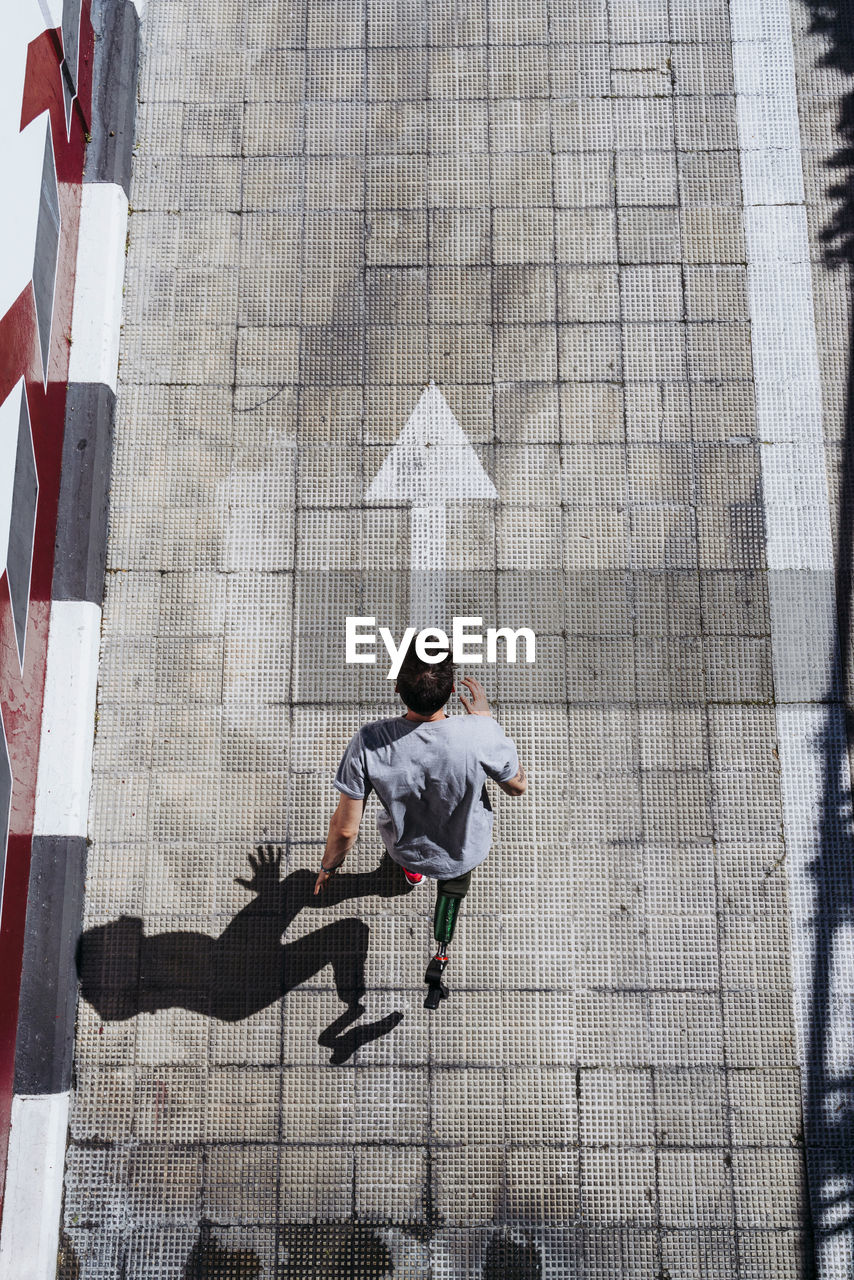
[
  {"left": 732, "top": 0, "right": 845, "bottom": 1275},
  {"left": 410, "top": 506, "right": 446, "bottom": 631},
  {"left": 740, "top": 214, "right": 831, "bottom": 570},
  {"left": 33, "top": 600, "right": 100, "bottom": 838},
  {"left": 67, "top": 183, "right": 128, "bottom": 392},
  {"left": 759, "top": 441, "right": 834, "bottom": 570},
  {"left": 0, "top": 1091, "right": 69, "bottom": 1280}
]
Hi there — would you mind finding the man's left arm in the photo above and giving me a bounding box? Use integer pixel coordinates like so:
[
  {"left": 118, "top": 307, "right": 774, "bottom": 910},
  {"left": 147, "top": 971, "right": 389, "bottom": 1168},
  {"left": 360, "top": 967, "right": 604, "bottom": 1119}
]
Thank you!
[{"left": 314, "top": 794, "right": 365, "bottom": 894}]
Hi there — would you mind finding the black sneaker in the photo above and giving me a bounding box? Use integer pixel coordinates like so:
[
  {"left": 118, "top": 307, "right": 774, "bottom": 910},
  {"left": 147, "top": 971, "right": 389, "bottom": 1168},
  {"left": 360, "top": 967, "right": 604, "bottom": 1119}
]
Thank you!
[{"left": 424, "top": 952, "right": 449, "bottom": 1008}]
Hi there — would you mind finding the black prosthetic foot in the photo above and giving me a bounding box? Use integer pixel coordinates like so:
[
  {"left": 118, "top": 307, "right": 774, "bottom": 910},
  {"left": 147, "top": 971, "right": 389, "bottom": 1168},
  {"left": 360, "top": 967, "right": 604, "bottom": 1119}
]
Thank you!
[{"left": 424, "top": 952, "right": 449, "bottom": 1009}]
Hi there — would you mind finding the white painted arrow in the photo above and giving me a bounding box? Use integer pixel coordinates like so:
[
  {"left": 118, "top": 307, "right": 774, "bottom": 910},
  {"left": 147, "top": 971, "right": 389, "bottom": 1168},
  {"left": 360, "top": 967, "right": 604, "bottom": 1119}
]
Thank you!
[{"left": 366, "top": 384, "right": 497, "bottom": 630}]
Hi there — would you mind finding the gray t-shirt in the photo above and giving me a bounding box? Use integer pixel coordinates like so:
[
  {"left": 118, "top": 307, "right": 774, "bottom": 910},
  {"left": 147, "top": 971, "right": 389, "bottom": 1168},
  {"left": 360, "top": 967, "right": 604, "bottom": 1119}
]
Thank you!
[{"left": 333, "top": 714, "right": 520, "bottom": 879}]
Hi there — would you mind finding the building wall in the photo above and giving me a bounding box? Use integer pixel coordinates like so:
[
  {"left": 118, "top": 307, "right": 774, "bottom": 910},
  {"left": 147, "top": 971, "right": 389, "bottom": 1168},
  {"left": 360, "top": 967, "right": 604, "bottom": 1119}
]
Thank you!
[{"left": 0, "top": 0, "right": 92, "bottom": 1214}]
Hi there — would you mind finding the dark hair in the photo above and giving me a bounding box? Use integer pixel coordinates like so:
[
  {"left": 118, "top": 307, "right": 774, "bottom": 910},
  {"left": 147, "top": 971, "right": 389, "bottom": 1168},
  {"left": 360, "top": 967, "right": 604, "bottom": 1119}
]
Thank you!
[{"left": 396, "top": 646, "right": 454, "bottom": 715}]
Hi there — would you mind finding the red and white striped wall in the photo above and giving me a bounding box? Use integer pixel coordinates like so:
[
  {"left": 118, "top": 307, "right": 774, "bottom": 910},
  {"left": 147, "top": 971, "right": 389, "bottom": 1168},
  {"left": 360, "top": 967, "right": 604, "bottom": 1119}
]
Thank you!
[{"left": 0, "top": 1, "right": 139, "bottom": 1276}]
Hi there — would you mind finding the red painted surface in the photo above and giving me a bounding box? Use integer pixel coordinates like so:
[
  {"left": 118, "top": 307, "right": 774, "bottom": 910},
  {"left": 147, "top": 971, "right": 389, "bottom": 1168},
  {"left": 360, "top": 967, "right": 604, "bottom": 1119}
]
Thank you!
[
  {"left": 0, "top": 834, "right": 36, "bottom": 1193},
  {"left": 2, "top": 599, "right": 51, "bottom": 840},
  {"left": 0, "top": 286, "right": 41, "bottom": 400},
  {"left": 21, "top": 21, "right": 93, "bottom": 172},
  {"left": 0, "top": 0, "right": 94, "bottom": 1221}
]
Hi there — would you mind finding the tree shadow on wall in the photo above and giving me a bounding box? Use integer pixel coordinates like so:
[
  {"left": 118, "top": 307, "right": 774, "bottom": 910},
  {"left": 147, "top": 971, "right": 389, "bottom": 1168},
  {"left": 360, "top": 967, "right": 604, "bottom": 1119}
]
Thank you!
[
  {"left": 77, "top": 846, "right": 408, "bottom": 1065},
  {"left": 276, "top": 1224, "right": 393, "bottom": 1279},
  {"left": 787, "top": 1, "right": 854, "bottom": 1274},
  {"left": 56, "top": 1233, "right": 81, "bottom": 1280},
  {"left": 180, "top": 1224, "right": 394, "bottom": 1280},
  {"left": 182, "top": 1225, "right": 262, "bottom": 1279},
  {"left": 179, "top": 1222, "right": 542, "bottom": 1279},
  {"left": 481, "top": 1231, "right": 542, "bottom": 1279}
]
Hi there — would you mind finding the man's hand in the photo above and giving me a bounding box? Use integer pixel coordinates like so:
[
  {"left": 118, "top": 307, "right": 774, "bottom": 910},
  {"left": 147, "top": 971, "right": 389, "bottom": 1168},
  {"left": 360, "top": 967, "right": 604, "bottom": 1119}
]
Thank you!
[
  {"left": 313, "top": 866, "right": 336, "bottom": 895},
  {"left": 459, "top": 676, "right": 491, "bottom": 716},
  {"left": 314, "top": 794, "right": 365, "bottom": 895},
  {"left": 236, "top": 844, "right": 282, "bottom": 893}
]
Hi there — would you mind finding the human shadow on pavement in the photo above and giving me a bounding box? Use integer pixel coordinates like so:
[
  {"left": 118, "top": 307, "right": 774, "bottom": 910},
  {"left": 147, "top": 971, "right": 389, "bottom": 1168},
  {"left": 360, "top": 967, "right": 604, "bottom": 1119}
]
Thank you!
[{"left": 77, "top": 846, "right": 410, "bottom": 1064}]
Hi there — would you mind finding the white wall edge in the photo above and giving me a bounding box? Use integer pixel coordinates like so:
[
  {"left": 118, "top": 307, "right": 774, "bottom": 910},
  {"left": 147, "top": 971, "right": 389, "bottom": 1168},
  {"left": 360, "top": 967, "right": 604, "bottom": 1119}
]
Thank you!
[
  {"left": 36, "top": 0, "right": 63, "bottom": 30},
  {"left": 33, "top": 599, "right": 101, "bottom": 838},
  {"left": 67, "top": 182, "right": 128, "bottom": 393},
  {"left": 0, "top": 112, "right": 50, "bottom": 326},
  {"left": 0, "top": 1091, "right": 69, "bottom": 1280}
]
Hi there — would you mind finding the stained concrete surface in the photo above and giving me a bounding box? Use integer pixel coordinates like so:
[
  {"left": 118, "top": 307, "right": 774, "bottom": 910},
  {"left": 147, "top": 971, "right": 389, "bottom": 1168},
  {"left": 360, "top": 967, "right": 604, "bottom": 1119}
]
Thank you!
[{"left": 59, "top": 0, "right": 854, "bottom": 1275}]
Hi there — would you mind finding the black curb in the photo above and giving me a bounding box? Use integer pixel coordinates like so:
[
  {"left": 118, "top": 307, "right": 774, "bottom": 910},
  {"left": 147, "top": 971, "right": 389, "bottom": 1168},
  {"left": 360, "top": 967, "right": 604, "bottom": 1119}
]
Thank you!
[
  {"left": 12, "top": 0, "right": 139, "bottom": 1099},
  {"left": 85, "top": 0, "right": 140, "bottom": 194},
  {"left": 14, "top": 838, "right": 88, "bottom": 1095},
  {"left": 52, "top": 382, "right": 116, "bottom": 605}
]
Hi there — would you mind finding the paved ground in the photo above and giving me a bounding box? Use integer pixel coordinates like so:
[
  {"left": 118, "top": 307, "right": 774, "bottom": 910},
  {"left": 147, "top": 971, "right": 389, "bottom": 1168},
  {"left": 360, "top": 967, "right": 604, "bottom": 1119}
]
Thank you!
[{"left": 59, "top": 0, "right": 854, "bottom": 1276}]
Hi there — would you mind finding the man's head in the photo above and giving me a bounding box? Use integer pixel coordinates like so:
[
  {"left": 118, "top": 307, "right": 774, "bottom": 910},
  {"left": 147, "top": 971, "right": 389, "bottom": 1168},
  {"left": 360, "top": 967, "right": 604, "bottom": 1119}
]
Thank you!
[{"left": 395, "top": 645, "right": 455, "bottom": 716}]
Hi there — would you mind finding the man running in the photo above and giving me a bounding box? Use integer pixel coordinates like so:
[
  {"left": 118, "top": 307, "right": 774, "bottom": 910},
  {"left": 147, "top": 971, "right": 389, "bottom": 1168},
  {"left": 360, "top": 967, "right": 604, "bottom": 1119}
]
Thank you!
[{"left": 314, "top": 646, "right": 527, "bottom": 1005}]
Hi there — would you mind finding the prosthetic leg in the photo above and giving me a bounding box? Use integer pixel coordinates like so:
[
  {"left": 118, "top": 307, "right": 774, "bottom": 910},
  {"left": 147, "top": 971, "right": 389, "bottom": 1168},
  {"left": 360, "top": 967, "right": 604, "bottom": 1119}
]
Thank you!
[{"left": 425, "top": 872, "right": 470, "bottom": 1009}]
